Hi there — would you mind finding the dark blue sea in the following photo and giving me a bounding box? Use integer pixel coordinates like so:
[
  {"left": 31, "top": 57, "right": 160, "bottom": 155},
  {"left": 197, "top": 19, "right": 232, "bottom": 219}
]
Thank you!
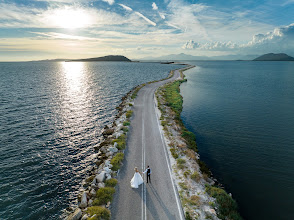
[
  {"left": 181, "top": 61, "right": 294, "bottom": 220},
  {"left": 0, "top": 61, "right": 181, "bottom": 219}
]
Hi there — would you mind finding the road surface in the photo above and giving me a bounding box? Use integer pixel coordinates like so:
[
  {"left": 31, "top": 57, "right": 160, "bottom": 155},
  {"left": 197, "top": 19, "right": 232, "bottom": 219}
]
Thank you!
[{"left": 111, "top": 68, "right": 186, "bottom": 220}]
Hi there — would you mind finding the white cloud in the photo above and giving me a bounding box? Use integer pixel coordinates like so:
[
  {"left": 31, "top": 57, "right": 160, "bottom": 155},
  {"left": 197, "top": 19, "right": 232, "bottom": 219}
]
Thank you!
[
  {"left": 134, "top": 12, "right": 156, "bottom": 26},
  {"left": 159, "top": 13, "right": 165, "bottom": 19},
  {"left": 31, "top": 32, "right": 97, "bottom": 41},
  {"left": 118, "top": 4, "right": 133, "bottom": 12},
  {"left": 182, "top": 40, "right": 200, "bottom": 49},
  {"left": 182, "top": 24, "right": 294, "bottom": 55},
  {"left": 102, "top": 0, "right": 115, "bottom": 5},
  {"left": 152, "top": 2, "right": 158, "bottom": 10}
]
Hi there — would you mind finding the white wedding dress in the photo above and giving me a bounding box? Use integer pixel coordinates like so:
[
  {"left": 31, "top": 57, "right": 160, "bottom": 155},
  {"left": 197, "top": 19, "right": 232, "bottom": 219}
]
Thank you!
[{"left": 130, "top": 172, "right": 144, "bottom": 188}]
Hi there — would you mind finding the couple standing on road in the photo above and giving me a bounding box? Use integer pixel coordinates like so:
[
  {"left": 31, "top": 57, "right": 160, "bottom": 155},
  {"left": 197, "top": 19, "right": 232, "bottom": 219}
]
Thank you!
[{"left": 130, "top": 166, "right": 151, "bottom": 188}]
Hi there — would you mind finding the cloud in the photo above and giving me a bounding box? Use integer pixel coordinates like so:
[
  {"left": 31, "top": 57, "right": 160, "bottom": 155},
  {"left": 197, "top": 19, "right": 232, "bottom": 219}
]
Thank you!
[
  {"left": 118, "top": 3, "right": 133, "bottom": 12},
  {"left": 134, "top": 12, "right": 156, "bottom": 26},
  {"left": 182, "top": 24, "right": 294, "bottom": 55},
  {"left": 152, "top": 2, "right": 158, "bottom": 10},
  {"left": 102, "top": 0, "right": 115, "bottom": 5},
  {"left": 31, "top": 32, "right": 97, "bottom": 41},
  {"left": 182, "top": 40, "right": 200, "bottom": 49}
]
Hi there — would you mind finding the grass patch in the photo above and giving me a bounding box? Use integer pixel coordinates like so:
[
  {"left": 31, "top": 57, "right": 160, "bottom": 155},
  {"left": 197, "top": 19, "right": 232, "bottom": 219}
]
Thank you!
[
  {"left": 112, "top": 134, "right": 126, "bottom": 150},
  {"left": 188, "top": 195, "right": 200, "bottom": 206},
  {"left": 170, "top": 148, "right": 179, "bottom": 159},
  {"left": 205, "top": 185, "right": 243, "bottom": 220},
  {"left": 122, "top": 126, "right": 129, "bottom": 133},
  {"left": 110, "top": 152, "right": 124, "bottom": 171},
  {"left": 86, "top": 206, "right": 110, "bottom": 220},
  {"left": 126, "top": 110, "right": 133, "bottom": 118},
  {"left": 191, "top": 171, "right": 201, "bottom": 182},
  {"left": 123, "top": 121, "right": 130, "bottom": 126},
  {"left": 185, "top": 211, "right": 193, "bottom": 220},
  {"left": 93, "top": 187, "right": 115, "bottom": 206},
  {"left": 179, "top": 182, "right": 188, "bottom": 190},
  {"left": 105, "top": 178, "right": 118, "bottom": 187},
  {"left": 177, "top": 158, "right": 186, "bottom": 169},
  {"left": 183, "top": 170, "right": 191, "bottom": 178}
]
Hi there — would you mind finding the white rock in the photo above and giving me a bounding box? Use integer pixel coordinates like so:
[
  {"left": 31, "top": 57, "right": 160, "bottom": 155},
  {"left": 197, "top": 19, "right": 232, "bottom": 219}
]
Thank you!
[
  {"left": 79, "top": 192, "right": 87, "bottom": 208},
  {"left": 66, "top": 208, "right": 82, "bottom": 220},
  {"left": 108, "top": 147, "right": 118, "bottom": 153},
  {"left": 81, "top": 214, "right": 88, "bottom": 220},
  {"left": 96, "top": 171, "right": 106, "bottom": 182},
  {"left": 105, "top": 160, "right": 111, "bottom": 166},
  {"left": 116, "top": 131, "right": 123, "bottom": 139},
  {"left": 117, "top": 123, "right": 123, "bottom": 130},
  {"left": 104, "top": 167, "right": 112, "bottom": 174},
  {"left": 88, "top": 199, "right": 93, "bottom": 206},
  {"left": 98, "top": 182, "right": 105, "bottom": 188},
  {"left": 114, "top": 142, "right": 118, "bottom": 148},
  {"left": 90, "top": 189, "right": 96, "bottom": 196},
  {"left": 106, "top": 151, "right": 113, "bottom": 157},
  {"left": 106, "top": 174, "right": 112, "bottom": 180}
]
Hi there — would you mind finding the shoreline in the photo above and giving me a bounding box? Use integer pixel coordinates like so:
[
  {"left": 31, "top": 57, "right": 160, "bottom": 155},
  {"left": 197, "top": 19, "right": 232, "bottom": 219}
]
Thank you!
[
  {"left": 155, "top": 67, "right": 242, "bottom": 219},
  {"left": 65, "top": 64, "right": 242, "bottom": 220}
]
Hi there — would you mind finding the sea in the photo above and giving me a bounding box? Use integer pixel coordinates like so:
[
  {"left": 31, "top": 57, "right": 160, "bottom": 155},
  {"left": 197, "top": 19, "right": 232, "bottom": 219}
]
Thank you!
[
  {"left": 181, "top": 61, "right": 294, "bottom": 220},
  {"left": 0, "top": 61, "right": 181, "bottom": 219}
]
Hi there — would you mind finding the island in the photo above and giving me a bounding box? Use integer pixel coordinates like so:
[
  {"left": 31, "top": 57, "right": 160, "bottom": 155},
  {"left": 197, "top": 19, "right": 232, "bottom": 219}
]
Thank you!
[
  {"left": 67, "top": 55, "right": 131, "bottom": 62},
  {"left": 253, "top": 53, "right": 294, "bottom": 61}
]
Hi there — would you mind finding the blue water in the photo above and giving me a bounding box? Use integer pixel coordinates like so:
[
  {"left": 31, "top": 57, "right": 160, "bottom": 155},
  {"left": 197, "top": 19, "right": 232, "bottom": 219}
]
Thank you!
[
  {"left": 0, "top": 61, "right": 181, "bottom": 219},
  {"left": 181, "top": 61, "right": 294, "bottom": 220}
]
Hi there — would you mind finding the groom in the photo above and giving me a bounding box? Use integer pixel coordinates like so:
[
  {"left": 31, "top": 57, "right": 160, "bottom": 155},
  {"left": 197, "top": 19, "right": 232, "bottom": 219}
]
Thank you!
[{"left": 143, "top": 165, "right": 151, "bottom": 183}]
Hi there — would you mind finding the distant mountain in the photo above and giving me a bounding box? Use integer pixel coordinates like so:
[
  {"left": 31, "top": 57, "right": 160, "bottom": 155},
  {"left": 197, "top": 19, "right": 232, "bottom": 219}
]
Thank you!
[
  {"left": 68, "top": 55, "right": 131, "bottom": 62},
  {"left": 32, "top": 58, "right": 70, "bottom": 62},
  {"left": 253, "top": 53, "right": 294, "bottom": 61},
  {"left": 140, "top": 53, "right": 258, "bottom": 61}
]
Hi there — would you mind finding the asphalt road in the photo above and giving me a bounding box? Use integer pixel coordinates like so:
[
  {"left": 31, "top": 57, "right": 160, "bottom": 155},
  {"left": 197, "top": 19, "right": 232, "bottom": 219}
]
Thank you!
[{"left": 111, "top": 68, "right": 186, "bottom": 220}]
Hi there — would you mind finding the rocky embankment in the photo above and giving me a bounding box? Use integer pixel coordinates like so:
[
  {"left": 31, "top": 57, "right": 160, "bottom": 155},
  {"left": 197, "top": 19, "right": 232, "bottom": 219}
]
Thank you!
[
  {"left": 65, "top": 84, "right": 144, "bottom": 220},
  {"left": 155, "top": 67, "right": 242, "bottom": 220}
]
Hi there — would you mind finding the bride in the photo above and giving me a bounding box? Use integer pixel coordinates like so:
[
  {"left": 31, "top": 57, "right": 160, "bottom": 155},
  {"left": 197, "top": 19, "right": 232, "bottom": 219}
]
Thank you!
[{"left": 130, "top": 167, "right": 144, "bottom": 188}]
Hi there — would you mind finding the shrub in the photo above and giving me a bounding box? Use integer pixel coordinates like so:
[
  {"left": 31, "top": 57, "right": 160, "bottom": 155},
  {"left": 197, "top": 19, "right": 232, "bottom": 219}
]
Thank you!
[
  {"left": 188, "top": 195, "right": 200, "bottom": 206},
  {"left": 86, "top": 206, "right": 110, "bottom": 220},
  {"left": 179, "top": 182, "right": 188, "bottom": 190},
  {"left": 126, "top": 110, "right": 133, "bottom": 118},
  {"left": 93, "top": 187, "right": 115, "bottom": 205},
  {"left": 123, "top": 121, "right": 130, "bottom": 126},
  {"left": 110, "top": 153, "right": 124, "bottom": 171},
  {"left": 105, "top": 178, "right": 118, "bottom": 187},
  {"left": 177, "top": 158, "right": 186, "bottom": 169},
  {"left": 205, "top": 185, "right": 242, "bottom": 220},
  {"left": 86, "top": 175, "right": 95, "bottom": 183},
  {"left": 122, "top": 126, "right": 129, "bottom": 133},
  {"left": 129, "top": 103, "right": 133, "bottom": 107},
  {"left": 191, "top": 172, "right": 201, "bottom": 182},
  {"left": 185, "top": 211, "right": 193, "bottom": 220},
  {"left": 198, "top": 160, "right": 211, "bottom": 176},
  {"left": 161, "top": 120, "right": 168, "bottom": 126},
  {"left": 183, "top": 170, "right": 191, "bottom": 178},
  {"left": 170, "top": 148, "right": 178, "bottom": 159},
  {"left": 112, "top": 135, "right": 126, "bottom": 150}
]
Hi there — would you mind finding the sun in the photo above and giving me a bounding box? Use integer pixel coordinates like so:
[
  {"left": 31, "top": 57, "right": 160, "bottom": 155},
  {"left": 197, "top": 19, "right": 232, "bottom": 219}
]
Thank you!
[{"left": 47, "top": 7, "right": 92, "bottom": 29}]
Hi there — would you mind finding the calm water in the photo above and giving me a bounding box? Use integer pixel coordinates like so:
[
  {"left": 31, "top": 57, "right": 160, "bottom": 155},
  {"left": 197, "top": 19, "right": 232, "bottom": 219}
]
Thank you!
[
  {"left": 0, "top": 61, "right": 181, "bottom": 219},
  {"left": 181, "top": 61, "right": 294, "bottom": 220}
]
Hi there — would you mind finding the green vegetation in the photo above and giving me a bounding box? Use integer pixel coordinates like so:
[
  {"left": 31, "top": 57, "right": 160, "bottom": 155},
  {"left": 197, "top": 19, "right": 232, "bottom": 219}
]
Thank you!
[
  {"left": 191, "top": 171, "right": 201, "bottom": 182},
  {"left": 185, "top": 211, "right": 193, "bottom": 220},
  {"left": 179, "top": 182, "right": 188, "bottom": 190},
  {"left": 205, "top": 185, "right": 243, "bottom": 220},
  {"left": 181, "top": 129, "right": 197, "bottom": 152},
  {"left": 162, "top": 81, "right": 183, "bottom": 119},
  {"left": 198, "top": 160, "right": 211, "bottom": 176},
  {"left": 105, "top": 178, "right": 118, "bottom": 187},
  {"left": 123, "top": 121, "right": 130, "bottom": 126},
  {"left": 112, "top": 134, "right": 126, "bottom": 150},
  {"left": 86, "top": 206, "right": 110, "bottom": 220},
  {"left": 93, "top": 187, "right": 115, "bottom": 206},
  {"left": 122, "top": 126, "right": 129, "bottom": 133},
  {"left": 170, "top": 148, "right": 179, "bottom": 159},
  {"left": 126, "top": 110, "right": 133, "bottom": 118},
  {"left": 183, "top": 170, "right": 191, "bottom": 178},
  {"left": 110, "top": 152, "right": 124, "bottom": 171},
  {"left": 177, "top": 158, "right": 186, "bottom": 169},
  {"left": 188, "top": 195, "right": 200, "bottom": 206}
]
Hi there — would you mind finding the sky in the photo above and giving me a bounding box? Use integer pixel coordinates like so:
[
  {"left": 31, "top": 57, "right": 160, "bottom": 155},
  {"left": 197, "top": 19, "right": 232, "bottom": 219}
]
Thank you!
[{"left": 0, "top": 0, "right": 293, "bottom": 61}]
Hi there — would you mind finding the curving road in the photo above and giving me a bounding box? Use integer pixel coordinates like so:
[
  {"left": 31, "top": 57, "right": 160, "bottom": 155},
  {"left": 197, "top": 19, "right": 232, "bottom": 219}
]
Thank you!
[{"left": 111, "top": 67, "right": 187, "bottom": 220}]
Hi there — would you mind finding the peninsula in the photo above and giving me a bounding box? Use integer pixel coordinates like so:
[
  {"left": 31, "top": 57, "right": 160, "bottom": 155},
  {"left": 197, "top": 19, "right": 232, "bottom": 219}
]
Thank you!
[{"left": 67, "top": 55, "right": 131, "bottom": 62}]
